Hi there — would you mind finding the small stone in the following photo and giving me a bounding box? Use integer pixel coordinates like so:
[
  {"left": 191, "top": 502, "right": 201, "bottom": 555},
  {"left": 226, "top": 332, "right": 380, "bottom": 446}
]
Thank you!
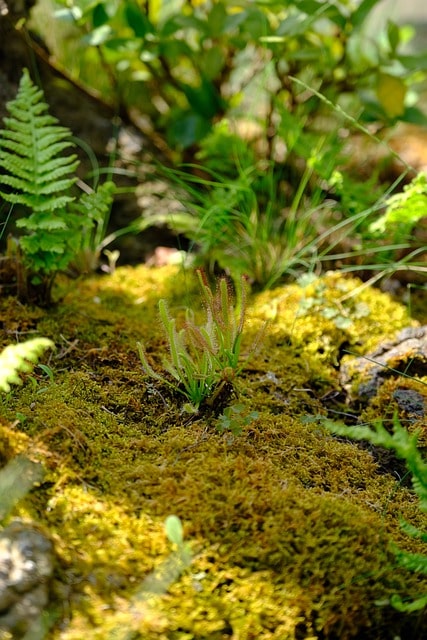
[
  {"left": 0, "top": 521, "right": 55, "bottom": 638},
  {"left": 393, "top": 388, "right": 426, "bottom": 420}
]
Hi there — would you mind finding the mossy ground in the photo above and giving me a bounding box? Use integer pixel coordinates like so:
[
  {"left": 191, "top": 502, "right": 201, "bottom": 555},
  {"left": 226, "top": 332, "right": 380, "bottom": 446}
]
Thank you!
[{"left": 1, "top": 265, "right": 427, "bottom": 639}]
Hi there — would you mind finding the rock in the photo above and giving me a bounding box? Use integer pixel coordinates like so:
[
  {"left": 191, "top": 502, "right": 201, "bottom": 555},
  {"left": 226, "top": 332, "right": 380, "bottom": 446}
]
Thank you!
[
  {"left": 392, "top": 388, "right": 426, "bottom": 420},
  {"left": 340, "top": 325, "right": 427, "bottom": 402},
  {"left": 0, "top": 521, "right": 55, "bottom": 638}
]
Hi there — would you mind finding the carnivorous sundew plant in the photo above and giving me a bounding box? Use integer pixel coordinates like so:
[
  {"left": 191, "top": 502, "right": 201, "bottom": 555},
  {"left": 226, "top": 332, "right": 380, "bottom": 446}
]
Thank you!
[{"left": 138, "top": 270, "right": 260, "bottom": 413}]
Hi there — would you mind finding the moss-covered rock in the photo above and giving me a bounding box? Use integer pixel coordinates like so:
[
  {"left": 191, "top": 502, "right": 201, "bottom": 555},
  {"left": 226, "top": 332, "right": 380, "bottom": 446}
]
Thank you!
[{"left": 0, "top": 265, "right": 426, "bottom": 639}]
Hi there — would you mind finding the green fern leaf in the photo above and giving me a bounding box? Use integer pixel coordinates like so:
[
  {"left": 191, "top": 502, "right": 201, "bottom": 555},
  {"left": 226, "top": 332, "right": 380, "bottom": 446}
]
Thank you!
[
  {"left": 321, "top": 413, "right": 427, "bottom": 611},
  {"left": 0, "top": 69, "right": 85, "bottom": 277},
  {"left": 75, "top": 180, "right": 115, "bottom": 235},
  {"left": 0, "top": 155, "right": 79, "bottom": 185},
  {"left": 16, "top": 212, "right": 68, "bottom": 231},
  {"left": 1, "top": 190, "right": 74, "bottom": 212},
  {"left": 0, "top": 68, "right": 78, "bottom": 211},
  {"left": 394, "top": 547, "right": 427, "bottom": 575},
  {"left": 0, "top": 69, "right": 116, "bottom": 292},
  {"left": 0, "top": 338, "right": 54, "bottom": 392}
]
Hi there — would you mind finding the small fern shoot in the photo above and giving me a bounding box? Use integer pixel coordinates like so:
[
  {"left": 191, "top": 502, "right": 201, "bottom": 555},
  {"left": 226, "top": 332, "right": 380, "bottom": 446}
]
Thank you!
[
  {"left": 0, "top": 338, "right": 54, "bottom": 392},
  {"left": 322, "top": 413, "right": 427, "bottom": 612}
]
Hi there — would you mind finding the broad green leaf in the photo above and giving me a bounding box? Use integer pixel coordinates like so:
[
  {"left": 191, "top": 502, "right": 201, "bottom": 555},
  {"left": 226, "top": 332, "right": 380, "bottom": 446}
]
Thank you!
[
  {"left": 376, "top": 73, "right": 406, "bottom": 118},
  {"left": 199, "top": 46, "right": 225, "bottom": 80},
  {"left": 182, "top": 78, "right": 223, "bottom": 119},
  {"left": 400, "top": 105, "right": 427, "bottom": 126},
  {"left": 397, "top": 51, "right": 427, "bottom": 71},
  {"left": 92, "top": 2, "right": 109, "bottom": 28},
  {"left": 205, "top": 2, "right": 226, "bottom": 37},
  {"left": 125, "top": 1, "right": 154, "bottom": 37},
  {"left": 351, "top": 0, "right": 380, "bottom": 28},
  {"left": 387, "top": 20, "right": 400, "bottom": 54}
]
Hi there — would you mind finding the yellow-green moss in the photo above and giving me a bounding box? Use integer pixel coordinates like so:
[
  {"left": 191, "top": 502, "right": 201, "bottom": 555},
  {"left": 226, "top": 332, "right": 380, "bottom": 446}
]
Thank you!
[
  {"left": 251, "top": 272, "right": 415, "bottom": 383},
  {"left": 0, "top": 265, "right": 426, "bottom": 640},
  {"left": 359, "top": 376, "right": 427, "bottom": 448}
]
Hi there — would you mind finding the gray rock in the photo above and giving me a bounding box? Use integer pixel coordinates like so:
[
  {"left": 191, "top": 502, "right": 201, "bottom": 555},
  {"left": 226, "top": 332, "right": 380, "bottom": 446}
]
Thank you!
[
  {"left": 0, "top": 521, "right": 55, "bottom": 638},
  {"left": 393, "top": 388, "right": 426, "bottom": 420},
  {"left": 340, "top": 325, "right": 427, "bottom": 402}
]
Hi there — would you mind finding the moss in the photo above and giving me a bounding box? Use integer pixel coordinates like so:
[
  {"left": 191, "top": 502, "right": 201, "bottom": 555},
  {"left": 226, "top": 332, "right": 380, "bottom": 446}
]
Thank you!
[
  {"left": 360, "top": 376, "right": 427, "bottom": 448},
  {"left": 251, "top": 272, "right": 414, "bottom": 383},
  {"left": 0, "top": 419, "right": 30, "bottom": 463},
  {"left": 0, "top": 265, "right": 426, "bottom": 639}
]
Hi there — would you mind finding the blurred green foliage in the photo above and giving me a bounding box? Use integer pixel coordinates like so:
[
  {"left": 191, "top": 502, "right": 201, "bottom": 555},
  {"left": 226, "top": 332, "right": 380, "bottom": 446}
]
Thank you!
[
  {"left": 370, "top": 172, "right": 427, "bottom": 242},
  {"left": 25, "top": 0, "right": 427, "bottom": 287},
  {"left": 37, "top": 0, "right": 427, "bottom": 153}
]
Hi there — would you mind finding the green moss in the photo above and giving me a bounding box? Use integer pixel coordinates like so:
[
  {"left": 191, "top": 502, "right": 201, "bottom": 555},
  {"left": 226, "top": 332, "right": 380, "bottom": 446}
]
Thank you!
[
  {"left": 0, "top": 265, "right": 426, "bottom": 639},
  {"left": 360, "top": 376, "right": 427, "bottom": 449},
  {"left": 251, "top": 272, "right": 414, "bottom": 383},
  {"left": 0, "top": 420, "right": 29, "bottom": 463}
]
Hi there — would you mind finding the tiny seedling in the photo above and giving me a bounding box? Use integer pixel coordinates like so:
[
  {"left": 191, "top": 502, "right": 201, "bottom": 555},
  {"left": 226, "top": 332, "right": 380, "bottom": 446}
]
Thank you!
[
  {"left": 216, "top": 403, "right": 259, "bottom": 436},
  {"left": 38, "top": 364, "right": 55, "bottom": 383},
  {"left": 165, "top": 514, "right": 185, "bottom": 547}
]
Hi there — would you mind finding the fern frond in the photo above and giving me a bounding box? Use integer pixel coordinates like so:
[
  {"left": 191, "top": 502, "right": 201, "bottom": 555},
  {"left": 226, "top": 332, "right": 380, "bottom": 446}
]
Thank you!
[
  {"left": 1, "top": 190, "right": 74, "bottom": 212},
  {"left": 73, "top": 180, "right": 116, "bottom": 249},
  {"left": 0, "top": 158, "right": 78, "bottom": 194},
  {"left": 0, "top": 69, "right": 78, "bottom": 208},
  {"left": 0, "top": 338, "right": 54, "bottom": 392},
  {"left": 0, "top": 154, "right": 77, "bottom": 185},
  {"left": 394, "top": 546, "right": 427, "bottom": 575},
  {"left": 399, "top": 518, "right": 427, "bottom": 543},
  {"left": 0, "top": 127, "right": 73, "bottom": 151},
  {"left": 322, "top": 415, "right": 427, "bottom": 509},
  {"left": 0, "top": 174, "right": 77, "bottom": 196},
  {"left": 0, "top": 69, "right": 116, "bottom": 290},
  {"left": 16, "top": 212, "right": 68, "bottom": 231}
]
